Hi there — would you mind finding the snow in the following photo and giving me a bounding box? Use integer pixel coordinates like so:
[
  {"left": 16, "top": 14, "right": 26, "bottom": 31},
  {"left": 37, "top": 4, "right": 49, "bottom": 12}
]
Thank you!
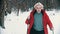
[{"left": 0, "top": 9, "right": 60, "bottom": 34}]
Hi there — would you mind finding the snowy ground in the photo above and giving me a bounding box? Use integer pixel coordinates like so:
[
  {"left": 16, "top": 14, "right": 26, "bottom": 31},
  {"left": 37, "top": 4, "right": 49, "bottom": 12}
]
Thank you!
[{"left": 0, "top": 9, "right": 60, "bottom": 34}]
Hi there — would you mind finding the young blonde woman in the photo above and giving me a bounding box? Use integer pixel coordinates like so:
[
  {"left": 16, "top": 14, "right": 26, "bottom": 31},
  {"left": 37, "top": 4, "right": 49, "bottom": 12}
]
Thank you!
[{"left": 25, "top": 2, "right": 54, "bottom": 34}]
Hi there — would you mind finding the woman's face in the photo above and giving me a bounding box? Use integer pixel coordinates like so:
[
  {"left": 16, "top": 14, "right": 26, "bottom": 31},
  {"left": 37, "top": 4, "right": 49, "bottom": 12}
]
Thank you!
[{"left": 34, "top": 4, "right": 43, "bottom": 13}]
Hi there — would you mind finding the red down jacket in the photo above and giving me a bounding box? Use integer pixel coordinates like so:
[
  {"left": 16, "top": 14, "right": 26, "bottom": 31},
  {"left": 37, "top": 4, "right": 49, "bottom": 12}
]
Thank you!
[{"left": 25, "top": 9, "right": 53, "bottom": 34}]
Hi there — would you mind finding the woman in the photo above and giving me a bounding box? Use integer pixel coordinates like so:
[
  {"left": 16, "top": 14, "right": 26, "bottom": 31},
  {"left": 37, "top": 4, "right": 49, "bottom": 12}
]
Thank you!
[{"left": 25, "top": 2, "right": 54, "bottom": 34}]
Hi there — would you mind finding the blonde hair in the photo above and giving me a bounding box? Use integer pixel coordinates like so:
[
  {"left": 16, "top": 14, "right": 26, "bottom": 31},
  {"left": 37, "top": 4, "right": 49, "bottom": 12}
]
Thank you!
[{"left": 34, "top": 2, "right": 44, "bottom": 9}]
